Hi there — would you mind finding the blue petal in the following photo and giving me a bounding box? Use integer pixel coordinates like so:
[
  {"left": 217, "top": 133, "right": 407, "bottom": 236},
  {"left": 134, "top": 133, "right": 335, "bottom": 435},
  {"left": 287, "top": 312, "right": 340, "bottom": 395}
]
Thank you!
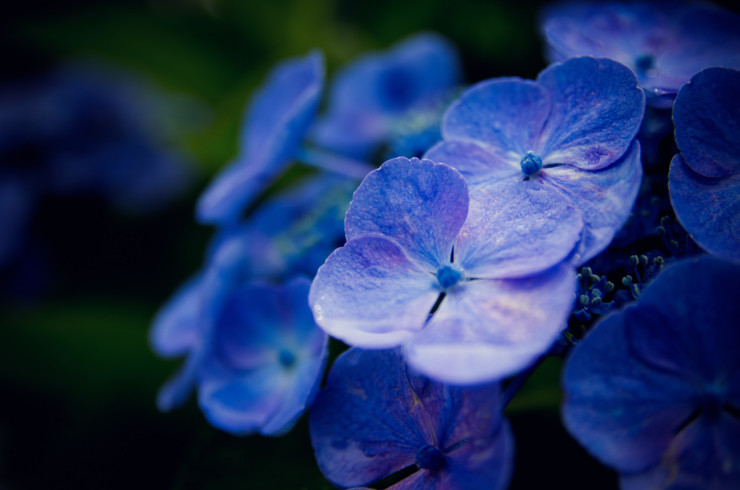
[
  {"left": 149, "top": 273, "right": 205, "bottom": 358},
  {"left": 621, "top": 415, "right": 740, "bottom": 490},
  {"left": 345, "top": 157, "right": 468, "bottom": 269},
  {"left": 424, "top": 140, "right": 520, "bottom": 186},
  {"left": 544, "top": 140, "right": 643, "bottom": 265},
  {"left": 199, "top": 279, "right": 328, "bottom": 436},
  {"left": 562, "top": 307, "right": 699, "bottom": 473},
  {"left": 309, "top": 236, "right": 439, "bottom": 348},
  {"left": 673, "top": 67, "right": 740, "bottom": 179},
  {"left": 537, "top": 57, "right": 644, "bottom": 170},
  {"left": 196, "top": 51, "right": 324, "bottom": 225},
  {"left": 670, "top": 155, "right": 740, "bottom": 263},
  {"left": 405, "top": 264, "right": 576, "bottom": 384},
  {"left": 440, "top": 79, "right": 551, "bottom": 168},
  {"left": 309, "top": 348, "right": 510, "bottom": 488},
  {"left": 626, "top": 256, "right": 740, "bottom": 389},
  {"left": 313, "top": 33, "right": 460, "bottom": 159},
  {"left": 454, "top": 179, "right": 582, "bottom": 278}
]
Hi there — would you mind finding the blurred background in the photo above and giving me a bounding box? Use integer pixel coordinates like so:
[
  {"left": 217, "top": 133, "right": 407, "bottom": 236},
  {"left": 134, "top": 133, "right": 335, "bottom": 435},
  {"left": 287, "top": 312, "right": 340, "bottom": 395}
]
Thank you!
[{"left": 1, "top": 1, "right": 735, "bottom": 488}]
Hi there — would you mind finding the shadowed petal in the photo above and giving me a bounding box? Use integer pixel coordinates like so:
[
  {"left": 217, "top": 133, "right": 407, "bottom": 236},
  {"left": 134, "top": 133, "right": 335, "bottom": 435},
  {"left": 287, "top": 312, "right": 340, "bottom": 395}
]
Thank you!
[
  {"left": 537, "top": 57, "right": 644, "bottom": 170},
  {"left": 406, "top": 264, "right": 576, "bottom": 384},
  {"left": 544, "top": 140, "right": 642, "bottom": 265},
  {"left": 455, "top": 179, "right": 582, "bottom": 279},
  {"left": 670, "top": 155, "right": 740, "bottom": 263},
  {"left": 673, "top": 67, "right": 740, "bottom": 179},
  {"left": 309, "top": 236, "right": 439, "bottom": 348},
  {"left": 345, "top": 157, "right": 468, "bottom": 268}
]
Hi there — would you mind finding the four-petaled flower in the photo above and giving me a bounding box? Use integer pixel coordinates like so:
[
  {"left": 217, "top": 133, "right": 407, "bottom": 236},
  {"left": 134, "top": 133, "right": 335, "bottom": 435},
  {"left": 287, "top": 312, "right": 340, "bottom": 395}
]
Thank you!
[
  {"left": 425, "top": 56, "right": 645, "bottom": 265},
  {"left": 310, "top": 156, "right": 579, "bottom": 384},
  {"left": 310, "top": 347, "right": 513, "bottom": 489},
  {"left": 562, "top": 256, "right": 740, "bottom": 489}
]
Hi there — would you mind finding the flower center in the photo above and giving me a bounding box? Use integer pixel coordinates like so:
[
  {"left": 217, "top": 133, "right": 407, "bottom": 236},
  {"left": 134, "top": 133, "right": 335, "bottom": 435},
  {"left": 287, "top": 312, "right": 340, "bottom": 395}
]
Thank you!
[
  {"left": 415, "top": 445, "right": 446, "bottom": 471},
  {"left": 278, "top": 349, "right": 296, "bottom": 368},
  {"left": 635, "top": 54, "right": 654, "bottom": 73},
  {"left": 520, "top": 151, "right": 543, "bottom": 175},
  {"left": 436, "top": 264, "right": 462, "bottom": 290}
]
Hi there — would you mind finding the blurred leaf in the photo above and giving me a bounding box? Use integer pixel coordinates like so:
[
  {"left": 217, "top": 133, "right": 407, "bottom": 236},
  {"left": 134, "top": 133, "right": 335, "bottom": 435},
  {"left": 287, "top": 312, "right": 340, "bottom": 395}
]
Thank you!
[
  {"left": 505, "top": 357, "right": 563, "bottom": 413},
  {"left": 0, "top": 298, "right": 174, "bottom": 410}
]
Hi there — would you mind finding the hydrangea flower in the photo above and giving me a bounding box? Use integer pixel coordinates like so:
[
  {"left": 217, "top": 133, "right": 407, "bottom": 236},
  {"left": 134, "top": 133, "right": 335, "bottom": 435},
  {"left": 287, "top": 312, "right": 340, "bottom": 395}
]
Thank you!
[
  {"left": 562, "top": 256, "right": 740, "bottom": 489},
  {"left": 425, "top": 56, "right": 645, "bottom": 265},
  {"left": 540, "top": 2, "right": 740, "bottom": 107},
  {"left": 197, "top": 51, "right": 324, "bottom": 225},
  {"left": 669, "top": 67, "right": 740, "bottom": 263},
  {"left": 309, "top": 347, "right": 513, "bottom": 489},
  {"left": 312, "top": 33, "right": 460, "bottom": 159},
  {"left": 310, "top": 156, "right": 579, "bottom": 384},
  {"left": 207, "top": 174, "right": 355, "bottom": 281},
  {"left": 151, "top": 276, "right": 328, "bottom": 435}
]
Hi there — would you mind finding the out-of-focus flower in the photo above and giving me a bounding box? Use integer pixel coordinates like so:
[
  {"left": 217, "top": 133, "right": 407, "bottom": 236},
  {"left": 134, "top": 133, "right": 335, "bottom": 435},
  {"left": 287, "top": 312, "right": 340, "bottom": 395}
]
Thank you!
[
  {"left": 196, "top": 51, "right": 324, "bottom": 226},
  {"left": 309, "top": 157, "right": 578, "bottom": 384},
  {"left": 669, "top": 67, "right": 740, "bottom": 263},
  {"left": 540, "top": 2, "right": 740, "bottom": 107},
  {"left": 312, "top": 33, "right": 460, "bottom": 160},
  {"left": 151, "top": 277, "right": 327, "bottom": 436},
  {"left": 310, "top": 347, "right": 513, "bottom": 489},
  {"left": 426, "top": 56, "right": 645, "bottom": 265},
  {"left": 562, "top": 255, "right": 740, "bottom": 489}
]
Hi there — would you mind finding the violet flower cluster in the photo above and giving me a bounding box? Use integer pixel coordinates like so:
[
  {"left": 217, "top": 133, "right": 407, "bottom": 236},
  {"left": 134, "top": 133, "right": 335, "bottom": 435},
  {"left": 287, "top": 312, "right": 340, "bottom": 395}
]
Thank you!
[{"left": 151, "top": 2, "right": 740, "bottom": 486}]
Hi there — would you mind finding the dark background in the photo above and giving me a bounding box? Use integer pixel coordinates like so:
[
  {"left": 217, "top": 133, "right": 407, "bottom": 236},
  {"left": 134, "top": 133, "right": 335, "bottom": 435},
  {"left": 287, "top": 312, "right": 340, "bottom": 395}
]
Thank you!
[{"left": 2, "top": 1, "right": 734, "bottom": 488}]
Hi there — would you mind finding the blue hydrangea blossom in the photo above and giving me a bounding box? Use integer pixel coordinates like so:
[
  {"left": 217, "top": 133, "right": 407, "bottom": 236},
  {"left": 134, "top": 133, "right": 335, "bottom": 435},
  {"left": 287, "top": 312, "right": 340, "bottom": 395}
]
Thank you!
[
  {"left": 309, "top": 347, "right": 513, "bottom": 489},
  {"left": 197, "top": 51, "right": 324, "bottom": 225},
  {"left": 669, "top": 67, "right": 740, "bottom": 263},
  {"left": 151, "top": 276, "right": 327, "bottom": 435},
  {"left": 207, "top": 174, "right": 355, "bottom": 280},
  {"left": 312, "top": 33, "right": 460, "bottom": 159},
  {"left": 540, "top": 2, "right": 740, "bottom": 107},
  {"left": 310, "top": 157, "right": 580, "bottom": 384},
  {"left": 562, "top": 256, "right": 740, "bottom": 489},
  {"left": 425, "top": 56, "right": 645, "bottom": 265}
]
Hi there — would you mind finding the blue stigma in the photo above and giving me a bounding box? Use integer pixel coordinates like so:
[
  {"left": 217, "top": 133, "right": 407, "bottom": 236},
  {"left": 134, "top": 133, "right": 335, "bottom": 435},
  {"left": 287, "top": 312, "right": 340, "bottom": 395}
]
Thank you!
[
  {"left": 436, "top": 264, "right": 462, "bottom": 289},
  {"left": 635, "top": 54, "right": 654, "bottom": 73},
  {"left": 416, "top": 445, "right": 446, "bottom": 471},
  {"left": 279, "top": 349, "right": 296, "bottom": 368},
  {"left": 520, "top": 151, "right": 543, "bottom": 175}
]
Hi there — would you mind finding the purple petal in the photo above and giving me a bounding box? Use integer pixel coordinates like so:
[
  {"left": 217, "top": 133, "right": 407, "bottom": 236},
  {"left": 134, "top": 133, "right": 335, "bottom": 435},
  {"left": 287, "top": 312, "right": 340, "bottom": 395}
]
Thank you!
[
  {"left": 441, "top": 79, "right": 551, "bottom": 166},
  {"left": 196, "top": 51, "right": 323, "bottom": 225},
  {"left": 673, "top": 67, "right": 740, "bottom": 179},
  {"left": 626, "top": 256, "right": 740, "bottom": 387},
  {"left": 345, "top": 157, "right": 468, "bottom": 268},
  {"left": 309, "top": 236, "right": 439, "bottom": 348},
  {"left": 621, "top": 415, "right": 740, "bottom": 490},
  {"left": 309, "top": 348, "right": 432, "bottom": 488},
  {"left": 309, "top": 348, "right": 510, "bottom": 488},
  {"left": 670, "top": 155, "right": 740, "bottom": 263},
  {"left": 424, "top": 140, "right": 520, "bottom": 186},
  {"left": 544, "top": 140, "right": 642, "bottom": 265},
  {"left": 454, "top": 179, "right": 582, "bottom": 279},
  {"left": 405, "top": 264, "right": 576, "bottom": 384},
  {"left": 537, "top": 57, "right": 644, "bottom": 170},
  {"left": 562, "top": 305, "right": 698, "bottom": 474}
]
